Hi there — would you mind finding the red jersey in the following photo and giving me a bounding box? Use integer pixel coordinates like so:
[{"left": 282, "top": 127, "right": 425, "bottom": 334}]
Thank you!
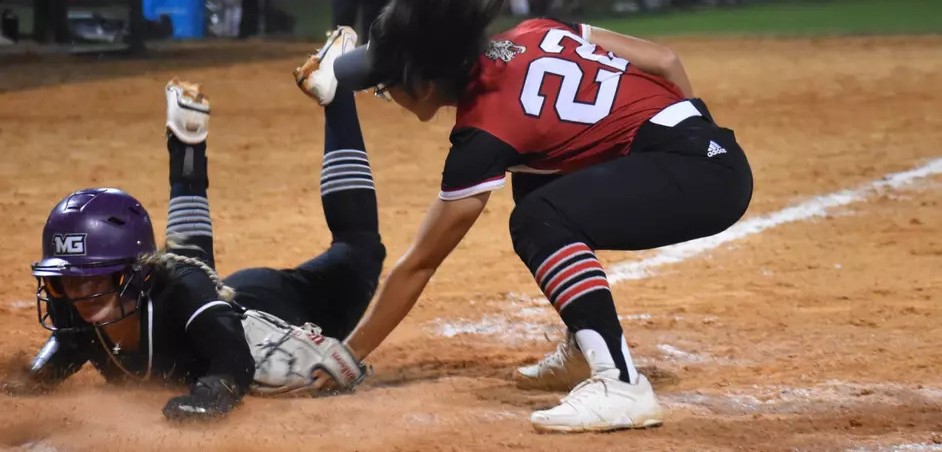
[{"left": 440, "top": 19, "right": 684, "bottom": 200}]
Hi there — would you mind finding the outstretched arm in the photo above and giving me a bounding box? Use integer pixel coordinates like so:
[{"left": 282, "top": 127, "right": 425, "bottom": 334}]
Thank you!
[
  {"left": 344, "top": 192, "right": 491, "bottom": 360},
  {"left": 161, "top": 267, "right": 254, "bottom": 422}
]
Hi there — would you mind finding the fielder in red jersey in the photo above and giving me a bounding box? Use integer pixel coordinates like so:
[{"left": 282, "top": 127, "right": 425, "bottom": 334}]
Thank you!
[
  {"left": 450, "top": 18, "right": 684, "bottom": 180},
  {"left": 297, "top": 0, "right": 754, "bottom": 434}
]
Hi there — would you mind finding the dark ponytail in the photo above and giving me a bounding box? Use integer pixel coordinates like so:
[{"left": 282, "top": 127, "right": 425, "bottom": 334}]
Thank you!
[{"left": 370, "top": 0, "right": 505, "bottom": 100}]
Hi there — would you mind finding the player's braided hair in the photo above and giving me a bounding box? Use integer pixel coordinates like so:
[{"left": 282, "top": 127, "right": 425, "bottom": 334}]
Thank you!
[
  {"left": 138, "top": 236, "right": 235, "bottom": 302},
  {"left": 370, "top": 0, "right": 504, "bottom": 100}
]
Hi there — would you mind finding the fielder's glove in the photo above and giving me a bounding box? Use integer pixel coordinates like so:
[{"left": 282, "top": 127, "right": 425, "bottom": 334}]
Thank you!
[
  {"left": 242, "top": 309, "right": 369, "bottom": 396},
  {"left": 162, "top": 375, "right": 242, "bottom": 422}
]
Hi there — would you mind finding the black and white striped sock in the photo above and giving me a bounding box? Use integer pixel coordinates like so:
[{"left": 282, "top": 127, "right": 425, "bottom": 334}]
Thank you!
[
  {"left": 167, "top": 195, "right": 213, "bottom": 239},
  {"left": 167, "top": 134, "right": 215, "bottom": 267},
  {"left": 320, "top": 89, "right": 378, "bottom": 236},
  {"left": 321, "top": 149, "right": 375, "bottom": 196}
]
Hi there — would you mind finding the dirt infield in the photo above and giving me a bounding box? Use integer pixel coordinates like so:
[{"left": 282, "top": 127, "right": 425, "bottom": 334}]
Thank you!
[{"left": 0, "top": 36, "right": 940, "bottom": 451}]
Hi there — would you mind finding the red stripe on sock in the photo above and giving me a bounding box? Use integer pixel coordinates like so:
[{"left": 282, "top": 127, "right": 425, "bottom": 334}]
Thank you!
[
  {"left": 554, "top": 277, "right": 610, "bottom": 312},
  {"left": 535, "top": 243, "right": 591, "bottom": 284},
  {"left": 544, "top": 259, "right": 604, "bottom": 299}
]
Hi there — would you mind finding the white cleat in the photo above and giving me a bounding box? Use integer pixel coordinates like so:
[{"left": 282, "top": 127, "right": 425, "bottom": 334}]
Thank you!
[
  {"left": 530, "top": 371, "right": 664, "bottom": 433},
  {"left": 293, "top": 26, "right": 358, "bottom": 106},
  {"left": 165, "top": 78, "right": 210, "bottom": 144},
  {"left": 515, "top": 332, "right": 590, "bottom": 391}
]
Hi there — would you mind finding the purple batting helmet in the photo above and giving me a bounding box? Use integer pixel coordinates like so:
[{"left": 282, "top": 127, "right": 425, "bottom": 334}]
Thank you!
[{"left": 31, "top": 188, "right": 157, "bottom": 331}]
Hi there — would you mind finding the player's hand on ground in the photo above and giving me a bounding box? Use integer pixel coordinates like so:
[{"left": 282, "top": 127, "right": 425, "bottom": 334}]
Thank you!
[{"left": 162, "top": 375, "right": 241, "bottom": 422}]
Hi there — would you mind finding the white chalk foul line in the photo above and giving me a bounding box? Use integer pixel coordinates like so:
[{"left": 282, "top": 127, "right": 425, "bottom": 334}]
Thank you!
[
  {"left": 607, "top": 157, "right": 942, "bottom": 283},
  {"left": 849, "top": 445, "right": 942, "bottom": 452},
  {"left": 663, "top": 380, "right": 942, "bottom": 416},
  {"left": 434, "top": 157, "right": 942, "bottom": 338}
]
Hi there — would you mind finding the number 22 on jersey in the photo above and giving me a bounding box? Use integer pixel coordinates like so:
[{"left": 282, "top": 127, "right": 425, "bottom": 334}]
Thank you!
[{"left": 519, "top": 28, "right": 629, "bottom": 125}]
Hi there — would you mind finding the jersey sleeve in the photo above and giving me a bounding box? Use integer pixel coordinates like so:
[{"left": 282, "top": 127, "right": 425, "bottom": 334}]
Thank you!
[
  {"left": 166, "top": 266, "right": 255, "bottom": 390},
  {"left": 439, "top": 128, "right": 518, "bottom": 201}
]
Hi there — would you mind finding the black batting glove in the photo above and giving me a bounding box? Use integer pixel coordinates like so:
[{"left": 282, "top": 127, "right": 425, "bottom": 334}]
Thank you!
[{"left": 162, "top": 375, "right": 242, "bottom": 422}]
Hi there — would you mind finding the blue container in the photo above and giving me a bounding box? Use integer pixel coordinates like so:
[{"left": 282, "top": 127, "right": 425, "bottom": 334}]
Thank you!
[{"left": 143, "top": 0, "right": 204, "bottom": 39}]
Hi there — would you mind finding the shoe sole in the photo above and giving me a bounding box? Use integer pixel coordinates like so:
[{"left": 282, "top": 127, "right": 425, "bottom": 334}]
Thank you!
[
  {"left": 294, "top": 28, "right": 351, "bottom": 103},
  {"left": 167, "top": 80, "right": 210, "bottom": 112},
  {"left": 532, "top": 417, "right": 663, "bottom": 434},
  {"left": 293, "top": 31, "right": 341, "bottom": 86}
]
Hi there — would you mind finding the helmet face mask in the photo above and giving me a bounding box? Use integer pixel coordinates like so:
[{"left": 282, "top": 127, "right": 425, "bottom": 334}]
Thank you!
[
  {"left": 35, "top": 268, "right": 149, "bottom": 331},
  {"left": 31, "top": 188, "right": 157, "bottom": 332}
]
